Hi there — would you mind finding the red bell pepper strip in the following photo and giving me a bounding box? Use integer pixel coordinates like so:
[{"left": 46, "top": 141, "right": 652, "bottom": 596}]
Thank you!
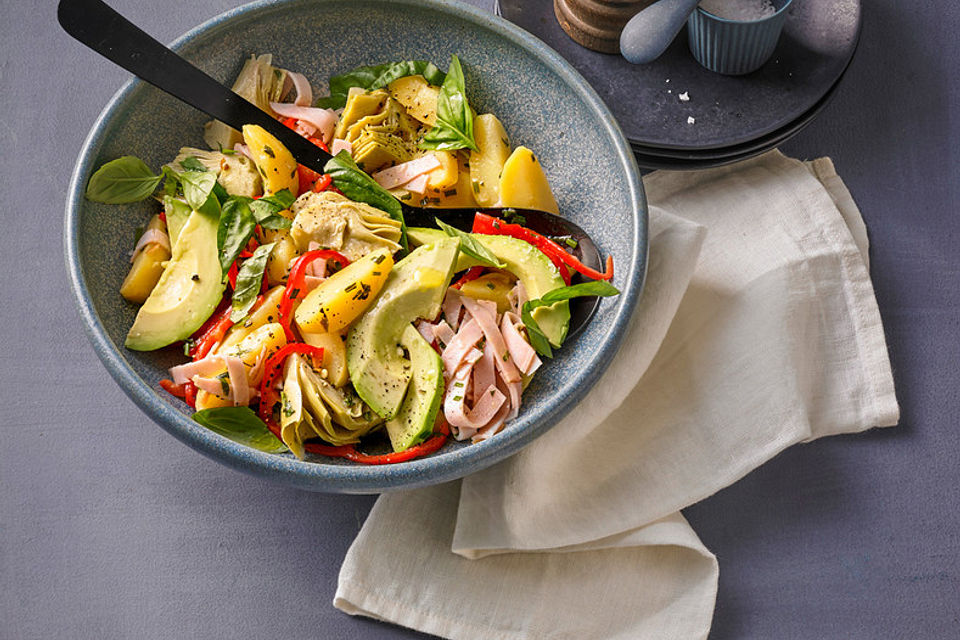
[
  {"left": 313, "top": 173, "right": 333, "bottom": 193},
  {"left": 227, "top": 261, "right": 239, "bottom": 290},
  {"left": 189, "top": 301, "right": 234, "bottom": 360},
  {"left": 472, "top": 212, "right": 613, "bottom": 282},
  {"left": 183, "top": 382, "right": 198, "bottom": 409},
  {"left": 159, "top": 379, "right": 187, "bottom": 398},
  {"left": 257, "top": 343, "right": 326, "bottom": 426},
  {"left": 451, "top": 266, "right": 486, "bottom": 290},
  {"left": 277, "top": 249, "right": 352, "bottom": 342}
]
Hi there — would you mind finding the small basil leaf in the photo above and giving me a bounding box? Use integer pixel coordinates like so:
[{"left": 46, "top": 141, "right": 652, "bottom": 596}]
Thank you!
[
  {"left": 230, "top": 242, "right": 275, "bottom": 322},
  {"left": 318, "top": 60, "right": 446, "bottom": 110},
  {"left": 435, "top": 218, "right": 504, "bottom": 268},
  {"left": 521, "top": 281, "right": 620, "bottom": 357},
  {"left": 420, "top": 55, "right": 478, "bottom": 152},
  {"left": 191, "top": 407, "right": 288, "bottom": 453},
  {"left": 85, "top": 156, "right": 162, "bottom": 204},
  {"left": 179, "top": 156, "right": 207, "bottom": 172},
  {"left": 249, "top": 188, "right": 296, "bottom": 229},
  {"left": 180, "top": 170, "right": 219, "bottom": 214},
  {"left": 161, "top": 165, "right": 181, "bottom": 197},
  {"left": 217, "top": 197, "right": 257, "bottom": 277},
  {"left": 324, "top": 151, "right": 407, "bottom": 251}
]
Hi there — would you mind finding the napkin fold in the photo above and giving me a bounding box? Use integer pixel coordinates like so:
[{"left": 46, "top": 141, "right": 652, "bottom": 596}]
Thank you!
[{"left": 335, "top": 151, "right": 899, "bottom": 639}]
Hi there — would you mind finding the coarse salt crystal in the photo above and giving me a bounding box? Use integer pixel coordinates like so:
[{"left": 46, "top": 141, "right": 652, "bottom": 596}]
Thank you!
[
  {"left": 679, "top": 91, "right": 690, "bottom": 102},
  {"left": 687, "top": 116, "right": 696, "bottom": 125}
]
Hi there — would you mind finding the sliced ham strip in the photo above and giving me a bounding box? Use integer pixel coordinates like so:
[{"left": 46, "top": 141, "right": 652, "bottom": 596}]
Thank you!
[
  {"left": 471, "top": 340, "right": 497, "bottom": 405},
  {"left": 286, "top": 71, "right": 313, "bottom": 106},
  {"left": 371, "top": 154, "right": 441, "bottom": 190},
  {"left": 440, "top": 318, "right": 484, "bottom": 375},
  {"left": 433, "top": 321, "right": 455, "bottom": 349},
  {"left": 269, "top": 103, "right": 337, "bottom": 143},
  {"left": 224, "top": 356, "right": 250, "bottom": 406},
  {"left": 403, "top": 173, "right": 430, "bottom": 195},
  {"left": 247, "top": 346, "right": 269, "bottom": 388},
  {"left": 331, "top": 138, "right": 352, "bottom": 156},
  {"left": 460, "top": 296, "right": 521, "bottom": 384},
  {"left": 444, "top": 349, "right": 504, "bottom": 439},
  {"left": 507, "top": 280, "right": 528, "bottom": 315},
  {"left": 442, "top": 287, "right": 463, "bottom": 330},
  {"left": 169, "top": 355, "right": 227, "bottom": 385},
  {"left": 192, "top": 375, "right": 226, "bottom": 398},
  {"left": 501, "top": 312, "right": 541, "bottom": 377},
  {"left": 234, "top": 143, "right": 253, "bottom": 161},
  {"left": 472, "top": 401, "right": 511, "bottom": 442},
  {"left": 417, "top": 321, "right": 436, "bottom": 345},
  {"left": 130, "top": 228, "right": 170, "bottom": 263}
]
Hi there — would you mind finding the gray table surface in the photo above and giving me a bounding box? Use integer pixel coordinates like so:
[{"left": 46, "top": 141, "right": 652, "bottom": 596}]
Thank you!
[{"left": 2, "top": 1, "right": 958, "bottom": 638}]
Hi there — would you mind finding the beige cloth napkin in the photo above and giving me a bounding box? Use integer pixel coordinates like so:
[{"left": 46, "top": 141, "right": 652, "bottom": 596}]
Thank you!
[{"left": 335, "top": 151, "right": 900, "bottom": 639}]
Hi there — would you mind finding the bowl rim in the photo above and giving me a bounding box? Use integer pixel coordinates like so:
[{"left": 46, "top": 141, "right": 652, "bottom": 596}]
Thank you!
[{"left": 64, "top": 0, "right": 648, "bottom": 493}]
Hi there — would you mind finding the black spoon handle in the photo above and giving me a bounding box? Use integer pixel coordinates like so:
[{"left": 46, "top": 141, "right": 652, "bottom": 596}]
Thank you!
[{"left": 57, "top": 0, "right": 334, "bottom": 174}]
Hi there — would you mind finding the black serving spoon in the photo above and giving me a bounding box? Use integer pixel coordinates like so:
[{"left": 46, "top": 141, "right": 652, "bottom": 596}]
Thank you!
[{"left": 58, "top": 0, "right": 605, "bottom": 336}]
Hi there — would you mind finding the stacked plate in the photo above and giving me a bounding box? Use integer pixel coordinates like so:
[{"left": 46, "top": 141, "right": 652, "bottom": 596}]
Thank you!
[{"left": 496, "top": 0, "right": 861, "bottom": 170}]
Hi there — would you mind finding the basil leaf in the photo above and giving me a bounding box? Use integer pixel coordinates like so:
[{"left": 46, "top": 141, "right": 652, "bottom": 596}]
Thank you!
[
  {"left": 179, "top": 156, "right": 207, "bottom": 172},
  {"left": 191, "top": 407, "right": 288, "bottom": 453},
  {"left": 180, "top": 170, "right": 220, "bottom": 217},
  {"left": 217, "top": 197, "right": 257, "bottom": 277},
  {"left": 250, "top": 188, "right": 296, "bottom": 230},
  {"left": 435, "top": 218, "right": 504, "bottom": 268},
  {"left": 161, "top": 165, "right": 181, "bottom": 197},
  {"left": 230, "top": 242, "right": 275, "bottom": 322},
  {"left": 420, "top": 55, "right": 478, "bottom": 152},
  {"left": 85, "top": 156, "right": 161, "bottom": 204},
  {"left": 325, "top": 151, "right": 408, "bottom": 250},
  {"left": 521, "top": 281, "right": 620, "bottom": 358},
  {"left": 317, "top": 60, "right": 446, "bottom": 109}
]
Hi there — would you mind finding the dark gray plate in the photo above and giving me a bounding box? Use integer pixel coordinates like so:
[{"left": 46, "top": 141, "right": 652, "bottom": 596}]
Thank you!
[
  {"left": 498, "top": 0, "right": 861, "bottom": 150},
  {"left": 630, "top": 54, "right": 846, "bottom": 168}
]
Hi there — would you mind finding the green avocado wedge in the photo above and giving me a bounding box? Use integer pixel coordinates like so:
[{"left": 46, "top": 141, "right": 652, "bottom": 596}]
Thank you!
[
  {"left": 407, "top": 227, "right": 570, "bottom": 347},
  {"left": 346, "top": 237, "right": 460, "bottom": 419},
  {"left": 385, "top": 324, "right": 445, "bottom": 452},
  {"left": 125, "top": 208, "right": 225, "bottom": 351}
]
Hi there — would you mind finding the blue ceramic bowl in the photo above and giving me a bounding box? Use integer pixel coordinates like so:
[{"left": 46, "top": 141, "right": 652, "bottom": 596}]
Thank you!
[
  {"left": 688, "top": 0, "right": 794, "bottom": 75},
  {"left": 65, "top": 0, "right": 647, "bottom": 493}
]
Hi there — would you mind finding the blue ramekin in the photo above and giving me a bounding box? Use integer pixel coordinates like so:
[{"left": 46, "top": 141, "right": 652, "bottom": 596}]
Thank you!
[{"left": 688, "top": 0, "right": 793, "bottom": 75}]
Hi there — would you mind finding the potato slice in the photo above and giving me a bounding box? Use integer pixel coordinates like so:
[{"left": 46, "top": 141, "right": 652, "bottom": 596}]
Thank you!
[
  {"left": 421, "top": 152, "right": 476, "bottom": 208},
  {"left": 241, "top": 124, "right": 299, "bottom": 195},
  {"left": 498, "top": 146, "right": 559, "bottom": 214},
  {"left": 294, "top": 248, "right": 394, "bottom": 334},
  {"left": 260, "top": 228, "right": 299, "bottom": 287},
  {"left": 458, "top": 272, "right": 517, "bottom": 314},
  {"left": 469, "top": 114, "right": 512, "bottom": 207},
  {"left": 217, "top": 285, "right": 285, "bottom": 353},
  {"left": 424, "top": 150, "right": 458, "bottom": 191},
  {"left": 388, "top": 75, "right": 439, "bottom": 126},
  {"left": 120, "top": 214, "right": 171, "bottom": 304},
  {"left": 300, "top": 330, "right": 349, "bottom": 388}
]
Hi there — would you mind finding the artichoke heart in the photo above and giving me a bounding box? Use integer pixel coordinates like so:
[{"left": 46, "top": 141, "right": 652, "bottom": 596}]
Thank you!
[
  {"left": 335, "top": 90, "right": 422, "bottom": 173},
  {"left": 204, "top": 54, "right": 288, "bottom": 151},
  {"left": 278, "top": 353, "right": 383, "bottom": 459},
  {"left": 290, "top": 191, "right": 402, "bottom": 261},
  {"left": 167, "top": 147, "right": 263, "bottom": 198}
]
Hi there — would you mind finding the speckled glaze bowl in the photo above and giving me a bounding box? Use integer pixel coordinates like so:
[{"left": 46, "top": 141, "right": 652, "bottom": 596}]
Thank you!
[{"left": 65, "top": 0, "right": 647, "bottom": 493}]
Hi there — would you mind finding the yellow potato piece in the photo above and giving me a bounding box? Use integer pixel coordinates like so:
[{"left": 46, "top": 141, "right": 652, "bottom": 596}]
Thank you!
[
  {"left": 300, "top": 330, "right": 349, "bottom": 388},
  {"left": 469, "top": 114, "right": 512, "bottom": 207},
  {"left": 217, "top": 286, "right": 285, "bottom": 353},
  {"left": 120, "top": 243, "right": 170, "bottom": 304},
  {"left": 422, "top": 152, "right": 476, "bottom": 208},
  {"left": 200, "top": 322, "right": 289, "bottom": 406},
  {"left": 388, "top": 75, "right": 439, "bottom": 126},
  {"left": 260, "top": 228, "right": 299, "bottom": 286},
  {"left": 459, "top": 272, "right": 517, "bottom": 314},
  {"left": 294, "top": 248, "right": 394, "bottom": 334},
  {"left": 121, "top": 214, "right": 171, "bottom": 304},
  {"left": 241, "top": 124, "right": 299, "bottom": 195},
  {"left": 424, "top": 150, "right": 458, "bottom": 191},
  {"left": 498, "top": 146, "right": 559, "bottom": 214}
]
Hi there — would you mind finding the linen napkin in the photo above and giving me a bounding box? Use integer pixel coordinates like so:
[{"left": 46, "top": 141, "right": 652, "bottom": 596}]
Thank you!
[{"left": 335, "top": 150, "right": 899, "bottom": 639}]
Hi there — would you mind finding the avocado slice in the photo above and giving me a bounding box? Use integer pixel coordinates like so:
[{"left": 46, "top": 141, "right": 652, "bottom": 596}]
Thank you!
[
  {"left": 385, "top": 325, "right": 444, "bottom": 452},
  {"left": 125, "top": 209, "right": 225, "bottom": 351},
  {"left": 346, "top": 237, "right": 460, "bottom": 419},
  {"left": 407, "top": 228, "right": 570, "bottom": 347}
]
